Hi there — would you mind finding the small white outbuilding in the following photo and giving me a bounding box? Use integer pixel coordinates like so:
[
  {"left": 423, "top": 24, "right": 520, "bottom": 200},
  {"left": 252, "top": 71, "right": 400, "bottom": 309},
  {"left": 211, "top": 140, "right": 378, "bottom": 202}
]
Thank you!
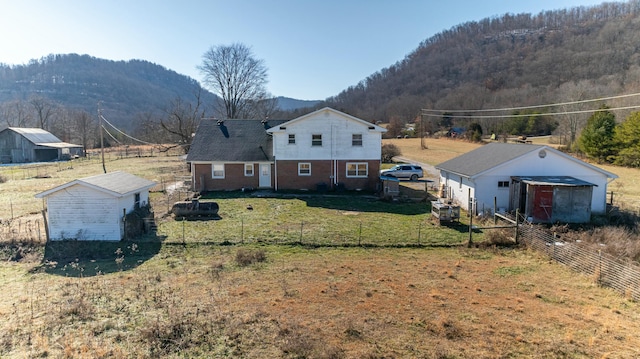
[{"left": 35, "top": 171, "right": 156, "bottom": 241}]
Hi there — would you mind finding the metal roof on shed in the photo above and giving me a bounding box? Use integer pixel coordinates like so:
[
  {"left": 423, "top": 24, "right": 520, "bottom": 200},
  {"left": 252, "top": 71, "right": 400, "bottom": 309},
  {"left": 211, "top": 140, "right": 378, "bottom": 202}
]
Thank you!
[
  {"left": 35, "top": 171, "right": 156, "bottom": 198},
  {"left": 9, "top": 127, "right": 62, "bottom": 144},
  {"left": 511, "top": 176, "right": 596, "bottom": 187}
]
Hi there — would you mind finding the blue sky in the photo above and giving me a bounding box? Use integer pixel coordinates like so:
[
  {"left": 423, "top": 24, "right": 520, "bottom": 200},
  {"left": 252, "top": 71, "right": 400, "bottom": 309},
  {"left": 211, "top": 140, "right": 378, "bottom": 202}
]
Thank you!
[{"left": 0, "top": 0, "right": 607, "bottom": 100}]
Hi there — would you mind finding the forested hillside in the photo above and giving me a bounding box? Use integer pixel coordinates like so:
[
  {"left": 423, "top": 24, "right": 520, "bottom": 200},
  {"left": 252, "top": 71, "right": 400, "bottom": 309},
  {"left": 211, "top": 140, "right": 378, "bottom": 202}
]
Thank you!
[
  {"left": 324, "top": 0, "right": 640, "bottom": 139},
  {"left": 0, "top": 54, "right": 215, "bottom": 130}
]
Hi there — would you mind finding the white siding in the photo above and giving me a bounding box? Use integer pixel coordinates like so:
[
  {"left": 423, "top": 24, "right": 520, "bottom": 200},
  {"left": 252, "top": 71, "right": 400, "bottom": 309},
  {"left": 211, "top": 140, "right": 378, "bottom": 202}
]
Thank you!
[
  {"left": 440, "top": 172, "right": 475, "bottom": 211},
  {"left": 440, "top": 148, "right": 611, "bottom": 214},
  {"left": 45, "top": 185, "right": 124, "bottom": 240},
  {"left": 272, "top": 112, "right": 382, "bottom": 161}
]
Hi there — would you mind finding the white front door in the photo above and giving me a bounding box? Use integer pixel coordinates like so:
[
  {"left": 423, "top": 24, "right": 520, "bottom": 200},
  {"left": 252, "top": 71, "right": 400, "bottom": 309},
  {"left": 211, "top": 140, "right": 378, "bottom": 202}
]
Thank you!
[{"left": 259, "top": 164, "right": 271, "bottom": 188}]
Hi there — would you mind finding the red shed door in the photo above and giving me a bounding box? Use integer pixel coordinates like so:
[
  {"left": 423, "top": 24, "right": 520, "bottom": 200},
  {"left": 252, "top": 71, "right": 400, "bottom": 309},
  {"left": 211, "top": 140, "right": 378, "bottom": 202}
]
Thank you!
[{"left": 532, "top": 185, "right": 553, "bottom": 222}]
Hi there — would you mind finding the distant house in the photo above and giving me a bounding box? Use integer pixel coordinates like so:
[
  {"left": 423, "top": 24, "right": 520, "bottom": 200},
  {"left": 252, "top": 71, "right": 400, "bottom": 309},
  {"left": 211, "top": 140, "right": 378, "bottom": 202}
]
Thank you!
[
  {"left": 435, "top": 143, "right": 618, "bottom": 223},
  {"left": 187, "top": 107, "right": 387, "bottom": 192},
  {"left": 0, "top": 127, "right": 83, "bottom": 163},
  {"left": 35, "top": 171, "right": 156, "bottom": 241}
]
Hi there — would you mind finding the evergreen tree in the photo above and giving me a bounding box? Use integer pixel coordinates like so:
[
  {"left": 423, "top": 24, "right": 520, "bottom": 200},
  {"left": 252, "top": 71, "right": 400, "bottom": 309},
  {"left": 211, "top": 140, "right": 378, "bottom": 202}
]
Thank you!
[
  {"left": 613, "top": 111, "right": 640, "bottom": 167},
  {"left": 466, "top": 122, "right": 483, "bottom": 142},
  {"left": 578, "top": 106, "right": 617, "bottom": 163}
]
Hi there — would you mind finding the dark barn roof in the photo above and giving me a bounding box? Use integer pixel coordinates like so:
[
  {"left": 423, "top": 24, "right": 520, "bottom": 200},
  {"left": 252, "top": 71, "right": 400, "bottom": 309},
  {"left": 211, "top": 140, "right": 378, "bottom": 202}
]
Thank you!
[
  {"left": 186, "top": 119, "right": 287, "bottom": 162},
  {"left": 436, "top": 143, "right": 543, "bottom": 178}
]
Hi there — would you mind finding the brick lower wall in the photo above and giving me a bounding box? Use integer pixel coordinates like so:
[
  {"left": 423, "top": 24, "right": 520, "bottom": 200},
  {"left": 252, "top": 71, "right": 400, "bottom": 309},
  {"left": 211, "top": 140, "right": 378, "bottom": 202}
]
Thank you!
[
  {"left": 193, "top": 163, "right": 263, "bottom": 191},
  {"left": 275, "top": 159, "right": 380, "bottom": 192},
  {"left": 193, "top": 160, "right": 381, "bottom": 192}
]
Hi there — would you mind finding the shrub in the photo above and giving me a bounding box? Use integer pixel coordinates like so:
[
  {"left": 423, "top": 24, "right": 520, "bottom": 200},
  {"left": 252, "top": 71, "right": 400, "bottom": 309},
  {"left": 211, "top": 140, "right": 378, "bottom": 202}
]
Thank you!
[
  {"left": 235, "top": 249, "right": 267, "bottom": 267},
  {"left": 483, "top": 228, "right": 516, "bottom": 247},
  {"left": 381, "top": 143, "right": 401, "bottom": 163},
  {"left": 0, "top": 174, "right": 6, "bottom": 183}
]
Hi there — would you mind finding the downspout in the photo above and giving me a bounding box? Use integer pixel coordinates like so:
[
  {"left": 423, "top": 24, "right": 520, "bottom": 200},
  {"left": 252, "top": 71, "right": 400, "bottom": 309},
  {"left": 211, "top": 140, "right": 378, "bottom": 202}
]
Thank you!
[
  {"left": 332, "top": 124, "right": 337, "bottom": 188},
  {"left": 269, "top": 132, "right": 278, "bottom": 191},
  {"left": 274, "top": 156, "right": 278, "bottom": 191}
]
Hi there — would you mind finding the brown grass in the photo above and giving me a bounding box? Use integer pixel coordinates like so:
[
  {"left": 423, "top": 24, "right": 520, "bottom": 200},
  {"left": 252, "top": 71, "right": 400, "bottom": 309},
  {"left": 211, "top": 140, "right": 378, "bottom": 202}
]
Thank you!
[
  {"left": 2, "top": 246, "right": 640, "bottom": 358},
  {"left": 383, "top": 137, "right": 482, "bottom": 166},
  {"left": 0, "top": 148, "right": 188, "bottom": 220}
]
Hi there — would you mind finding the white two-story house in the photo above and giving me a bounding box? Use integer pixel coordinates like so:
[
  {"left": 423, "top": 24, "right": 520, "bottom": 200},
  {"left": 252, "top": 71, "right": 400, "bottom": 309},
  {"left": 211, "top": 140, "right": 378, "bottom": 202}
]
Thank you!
[{"left": 187, "top": 107, "right": 386, "bottom": 192}]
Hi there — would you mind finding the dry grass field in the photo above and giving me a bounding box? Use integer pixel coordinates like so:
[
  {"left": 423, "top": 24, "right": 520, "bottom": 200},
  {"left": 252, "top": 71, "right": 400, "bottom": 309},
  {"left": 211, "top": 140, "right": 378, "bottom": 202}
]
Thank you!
[
  {"left": 1, "top": 142, "right": 640, "bottom": 358},
  {"left": 2, "top": 245, "right": 640, "bottom": 358},
  {"left": 0, "top": 149, "right": 189, "bottom": 220}
]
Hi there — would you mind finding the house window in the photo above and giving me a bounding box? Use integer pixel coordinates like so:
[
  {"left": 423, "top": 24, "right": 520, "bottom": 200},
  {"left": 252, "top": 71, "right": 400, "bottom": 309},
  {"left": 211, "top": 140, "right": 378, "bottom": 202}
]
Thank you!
[
  {"left": 352, "top": 134, "right": 363, "bottom": 146},
  {"left": 288, "top": 134, "right": 296, "bottom": 144},
  {"left": 346, "top": 162, "right": 368, "bottom": 177},
  {"left": 134, "top": 192, "right": 140, "bottom": 209},
  {"left": 498, "top": 181, "right": 509, "bottom": 188},
  {"left": 298, "top": 162, "right": 311, "bottom": 176},
  {"left": 312, "top": 134, "right": 322, "bottom": 146},
  {"left": 212, "top": 163, "right": 225, "bottom": 178},
  {"left": 245, "top": 163, "right": 254, "bottom": 176}
]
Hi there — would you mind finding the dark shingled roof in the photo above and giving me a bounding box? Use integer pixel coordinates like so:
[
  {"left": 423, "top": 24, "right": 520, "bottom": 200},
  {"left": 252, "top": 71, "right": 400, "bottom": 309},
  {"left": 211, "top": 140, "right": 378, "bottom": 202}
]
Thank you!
[
  {"left": 186, "top": 119, "right": 287, "bottom": 162},
  {"left": 435, "top": 142, "right": 545, "bottom": 178}
]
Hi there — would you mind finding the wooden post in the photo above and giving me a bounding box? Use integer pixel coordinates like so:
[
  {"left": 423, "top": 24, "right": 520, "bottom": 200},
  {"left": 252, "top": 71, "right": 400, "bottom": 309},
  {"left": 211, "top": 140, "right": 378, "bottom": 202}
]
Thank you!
[
  {"left": 41, "top": 210, "right": 49, "bottom": 242},
  {"left": 468, "top": 209, "right": 473, "bottom": 248},
  {"left": 494, "top": 197, "right": 497, "bottom": 225},
  {"left": 514, "top": 208, "right": 519, "bottom": 244},
  {"left": 299, "top": 221, "right": 304, "bottom": 244}
]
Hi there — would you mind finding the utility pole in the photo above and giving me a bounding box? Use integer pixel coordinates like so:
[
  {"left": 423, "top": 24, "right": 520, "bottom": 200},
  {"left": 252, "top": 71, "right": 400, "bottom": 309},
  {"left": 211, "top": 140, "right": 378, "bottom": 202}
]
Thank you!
[{"left": 98, "top": 102, "right": 106, "bottom": 173}]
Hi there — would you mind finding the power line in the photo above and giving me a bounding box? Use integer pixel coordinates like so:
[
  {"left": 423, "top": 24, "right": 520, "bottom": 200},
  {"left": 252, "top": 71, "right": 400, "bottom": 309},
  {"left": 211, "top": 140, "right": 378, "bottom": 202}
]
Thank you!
[
  {"left": 421, "top": 91, "right": 640, "bottom": 117},
  {"left": 100, "top": 114, "right": 162, "bottom": 146},
  {"left": 101, "top": 124, "right": 122, "bottom": 144},
  {"left": 422, "top": 104, "right": 640, "bottom": 119}
]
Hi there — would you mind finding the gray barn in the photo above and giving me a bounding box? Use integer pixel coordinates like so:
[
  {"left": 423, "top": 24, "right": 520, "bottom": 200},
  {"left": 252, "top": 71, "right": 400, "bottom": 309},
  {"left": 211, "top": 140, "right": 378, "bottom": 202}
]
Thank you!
[{"left": 0, "top": 127, "right": 83, "bottom": 163}]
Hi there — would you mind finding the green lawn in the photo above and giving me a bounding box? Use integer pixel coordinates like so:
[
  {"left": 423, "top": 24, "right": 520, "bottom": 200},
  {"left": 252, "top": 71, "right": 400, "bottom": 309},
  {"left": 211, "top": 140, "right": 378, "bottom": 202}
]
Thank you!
[{"left": 157, "top": 193, "right": 478, "bottom": 246}]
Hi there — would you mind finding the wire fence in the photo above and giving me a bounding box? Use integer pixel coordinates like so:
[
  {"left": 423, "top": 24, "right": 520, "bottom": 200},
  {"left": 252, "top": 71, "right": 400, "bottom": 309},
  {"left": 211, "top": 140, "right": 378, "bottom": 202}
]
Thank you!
[
  {"left": 519, "top": 225, "right": 640, "bottom": 301},
  {"left": 0, "top": 217, "right": 47, "bottom": 244},
  {"left": 157, "top": 216, "right": 468, "bottom": 247}
]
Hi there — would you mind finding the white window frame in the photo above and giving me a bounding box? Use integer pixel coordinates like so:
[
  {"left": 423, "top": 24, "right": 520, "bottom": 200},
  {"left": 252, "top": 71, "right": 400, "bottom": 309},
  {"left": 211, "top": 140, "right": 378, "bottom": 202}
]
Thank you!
[
  {"left": 298, "top": 162, "right": 311, "bottom": 176},
  {"left": 352, "top": 133, "right": 363, "bottom": 146},
  {"left": 311, "top": 134, "right": 322, "bottom": 146},
  {"left": 346, "top": 162, "right": 368, "bottom": 177},
  {"left": 212, "top": 163, "right": 225, "bottom": 178},
  {"left": 245, "top": 163, "right": 254, "bottom": 176},
  {"left": 288, "top": 133, "right": 296, "bottom": 144}
]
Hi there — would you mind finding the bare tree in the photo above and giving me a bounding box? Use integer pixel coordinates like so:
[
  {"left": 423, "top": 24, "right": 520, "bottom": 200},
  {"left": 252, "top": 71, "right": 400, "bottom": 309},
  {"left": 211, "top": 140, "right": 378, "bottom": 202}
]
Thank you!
[
  {"left": 0, "top": 100, "right": 33, "bottom": 127},
  {"left": 134, "top": 111, "right": 170, "bottom": 144},
  {"left": 198, "top": 43, "right": 268, "bottom": 119},
  {"left": 248, "top": 92, "right": 278, "bottom": 121},
  {"left": 29, "top": 95, "right": 57, "bottom": 130},
  {"left": 72, "top": 110, "right": 95, "bottom": 150},
  {"left": 160, "top": 91, "right": 206, "bottom": 153}
]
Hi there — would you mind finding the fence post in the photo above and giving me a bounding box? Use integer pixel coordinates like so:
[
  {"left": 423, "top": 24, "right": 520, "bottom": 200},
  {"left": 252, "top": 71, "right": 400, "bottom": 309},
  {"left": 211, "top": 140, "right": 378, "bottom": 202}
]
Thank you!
[
  {"left": 299, "top": 221, "right": 304, "bottom": 244},
  {"left": 467, "top": 208, "right": 473, "bottom": 248},
  {"left": 598, "top": 250, "right": 602, "bottom": 286},
  {"left": 358, "top": 222, "right": 362, "bottom": 246},
  {"left": 514, "top": 208, "right": 519, "bottom": 244}
]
